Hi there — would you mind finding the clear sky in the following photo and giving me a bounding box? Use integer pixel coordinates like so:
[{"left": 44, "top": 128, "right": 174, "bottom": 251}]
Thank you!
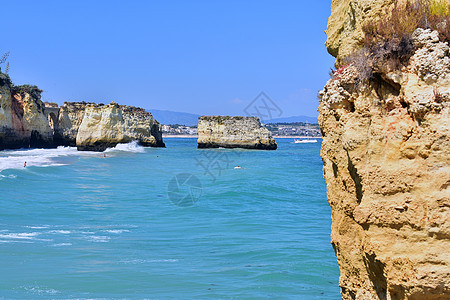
[{"left": 2, "top": 0, "right": 334, "bottom": 118}]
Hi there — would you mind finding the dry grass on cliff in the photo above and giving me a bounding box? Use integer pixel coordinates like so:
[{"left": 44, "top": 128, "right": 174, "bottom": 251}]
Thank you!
[
  {"left": 363, "top": 0, "right": 450, "bottom": 46},
  {"left": 334, "top": 0, "right": 450, "bottom": 87}
]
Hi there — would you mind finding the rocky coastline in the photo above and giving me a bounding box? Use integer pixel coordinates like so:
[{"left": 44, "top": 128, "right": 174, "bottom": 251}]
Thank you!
[
  {"left": 197, "top": 116, "right": 277, "bottom": 150},
  {"left": 319, "top": 1, "right": 450, "bottom": 299},
  {"left": 0, "top": 74, "right": 165, "bottom": 151}
]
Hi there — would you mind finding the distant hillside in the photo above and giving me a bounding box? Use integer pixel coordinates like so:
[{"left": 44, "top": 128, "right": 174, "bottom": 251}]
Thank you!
[
  {"left": 148, "top": 109, "right": 318, "bottom": 126},
  {"left": 264, "top": 115, "right": 318, "bottom": 124},
  {"left": 148, "top": 109, "right": 200, "bottom": 126}
]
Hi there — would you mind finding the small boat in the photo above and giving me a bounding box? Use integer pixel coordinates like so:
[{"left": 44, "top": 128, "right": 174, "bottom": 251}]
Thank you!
[{"left": 294, "top": 139, "right": 318, "bottom": 144}]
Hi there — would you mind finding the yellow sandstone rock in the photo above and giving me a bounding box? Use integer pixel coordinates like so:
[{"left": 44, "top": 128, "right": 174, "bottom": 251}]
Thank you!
[
  {"left": 197, "top": 116, "right": 277, "bottom": 150},
  {"left": 320, "top": 2, "right": 450, "bottom": 298},
  {"left": 0, "top": 74, "right": 165, "bottom": 151},
  {"left": 76, "top": 102, "right": 164, "bottom": 151}
]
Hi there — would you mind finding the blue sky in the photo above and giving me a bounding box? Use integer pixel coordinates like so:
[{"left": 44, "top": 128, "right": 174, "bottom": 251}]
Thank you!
[{"left": 3, "top": 0, "right": 334, "bottom": 118}]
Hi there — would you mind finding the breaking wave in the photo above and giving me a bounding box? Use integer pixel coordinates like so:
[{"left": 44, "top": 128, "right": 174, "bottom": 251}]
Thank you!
[
  {"left": 0, "top": 146, "right": 91, "bottom": 172},
  {"left": 104, "top": 141, "right": 145, "bottom": 153},
  {"left": 0, "top": 141, "right": 145, "bottom": 172}
]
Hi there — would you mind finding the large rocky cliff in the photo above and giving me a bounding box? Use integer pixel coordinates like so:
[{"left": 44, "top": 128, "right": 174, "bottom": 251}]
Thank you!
[
  {"left": 198, "top": 116, "right": 277, "bottom": 150},
  {"left": 319, "top": 1, "right": 449, "bottom": 299},
  {"left": 0, "top": 77, "right": 53, "bottom": 150},
  {"left": 0, "top": 74, "right": 164, "bottom": 151}
]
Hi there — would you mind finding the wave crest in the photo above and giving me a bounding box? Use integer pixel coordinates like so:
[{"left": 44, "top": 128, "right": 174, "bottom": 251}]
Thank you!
[{"left": 104, "top": 141, "right": 145, "bottom": 153}]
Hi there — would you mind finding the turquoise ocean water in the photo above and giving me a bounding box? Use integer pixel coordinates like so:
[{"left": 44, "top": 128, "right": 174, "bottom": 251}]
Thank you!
[{"left": 0, "top": 138, "right": 340, "bottom": 299}]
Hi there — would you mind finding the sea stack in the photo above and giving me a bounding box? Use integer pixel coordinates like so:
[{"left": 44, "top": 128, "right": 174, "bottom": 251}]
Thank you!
[
  {"left": 76, "top": 102, "right": 165, "bottom": 151},
  {"left": 197, "top": 116, "right": 277, "bottom": 150},
  {"left": 319, "top": 1, "right": 450, "bottom": 299}
]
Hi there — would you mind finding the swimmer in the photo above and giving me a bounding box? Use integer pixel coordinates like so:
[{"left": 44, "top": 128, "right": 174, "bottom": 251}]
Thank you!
[
  {"left": 24, "top": 161, "right": 27, "bottom": 168},
  {"left": 234, "top": 165, "right": 242, "bottom": 169}
]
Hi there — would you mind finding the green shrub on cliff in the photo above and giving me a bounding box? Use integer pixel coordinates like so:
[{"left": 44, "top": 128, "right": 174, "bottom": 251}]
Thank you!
[
  {"left": 12, "top": 84, "right": 43, "bottom": 100},
  {"left": 0, "top": 73, "right": 12, "bottom": 88},
  {"left": 0, "top": 51, "right": 11, "bottom": 87}
]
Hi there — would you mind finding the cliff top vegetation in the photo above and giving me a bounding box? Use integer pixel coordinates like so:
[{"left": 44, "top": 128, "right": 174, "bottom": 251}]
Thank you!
[
  {"left": 331, "top": 0, "right": 450, "bottom": 87},
  {"left": 12, "top": 84, "right": 43, "bottom": 100}
]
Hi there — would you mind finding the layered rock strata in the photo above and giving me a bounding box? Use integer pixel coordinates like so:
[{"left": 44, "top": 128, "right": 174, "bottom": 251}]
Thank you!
[
  {"left": 0, "top": 74, "right": 164, "bottom": 151},
  {"left": 319, "top": 7, "right": 450, "bottom": 300},
  {"left": 0, "top": 77, "right": 53, "bottom": 150},
  {"left": 54, "top": 101, "right": 92, "bottom": 146},
  {"left": 76, "top": 102, "right": 164, "bottom": 151},
  {"left": 197, "top": 116, "right": 277, "bottom": 150}
]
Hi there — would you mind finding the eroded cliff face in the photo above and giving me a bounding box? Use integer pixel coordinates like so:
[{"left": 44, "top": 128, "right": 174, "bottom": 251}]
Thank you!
[
  {"left": 0, "top": 74, "right": 165, "bottom": 151},
  {"left": 320, "top": 5, "right": 450, "bottom": 299},
  {"left": 198, "top": 116, "right": 277, "bottom": 150},
  {"left": 0, "top": 78, "right": 53, "bottom": 150},
  {"left": 76, "top": 102, "right": 164, "bottom": 151},
  {"left": 55, "top": 102, "right": 91, "bottom": 146}
]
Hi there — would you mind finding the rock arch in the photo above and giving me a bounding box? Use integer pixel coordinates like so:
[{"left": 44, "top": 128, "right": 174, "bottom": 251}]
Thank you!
[{"left": 48, "top": 111, "right": 58, "bottom": 132}]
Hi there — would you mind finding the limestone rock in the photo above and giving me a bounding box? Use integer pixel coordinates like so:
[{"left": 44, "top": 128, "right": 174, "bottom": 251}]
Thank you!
[
  {"left": 55, "top": 102, "right": 92, "bottom": 146},
  {"left": 326, "top": 0, "right": 396, "bottom": 65},
  {"left": 319, "top": 28, "right": 450, "bottom": 299},
  {"left": 76, "top": 102, "right": 165, "bottom": 151},
  {"left": 197, "top": 116, "right": 277, "bottom": 150},
  {"left": 0, "top": 73, "right": 165, "bottom": 151},
  {"left": 0, "top": 78, "right": 53, "bottom": 150}
]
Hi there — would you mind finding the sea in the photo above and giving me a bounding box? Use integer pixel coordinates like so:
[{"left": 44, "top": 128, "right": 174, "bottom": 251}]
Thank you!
[{"left": 0, "top": 138, "right": 340, "bottom": 299}]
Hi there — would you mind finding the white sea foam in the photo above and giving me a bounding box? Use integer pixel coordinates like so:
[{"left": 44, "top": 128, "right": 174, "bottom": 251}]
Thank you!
[
  {"left": 84, "top": 235, "right": 110, "bottom": 243},
  {"left": 22, "top": 286, "right": 59, "bottom": 295},
  {"left": 0, "top": 146, "right": 97, "bottom": 172},
  {"left": 0, "top": 240, "right": 33, "bottom": 243},
  {"left": 120, "top": 259, "right": 179, "bottom": 264},
  {"left": 104, "top": 141, "right": 145, "bottom": 153},
  {"left": 25, "top": 226, "right": 50, "bottom": 229},
  {"left": 52, "top": 243, "right": 72, "bottom": 247},
  {"left": 48, "top": 230, "right": 71, "bottom": 234},
  {"left": 0, "top": 174, "right": 17, "bottom": 179},
  {"left": 103, "top": 229, "right": 130, "bottom": 234},
  {"left": 0, "top": 232, "right": 40, "bottom": 240},
  {"left": 0, "top": 142, "right": 144, "bottom": 172}
]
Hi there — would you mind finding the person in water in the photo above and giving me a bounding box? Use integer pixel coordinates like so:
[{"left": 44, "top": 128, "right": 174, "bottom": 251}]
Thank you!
[
  {"left": 234, "top": 165, "right": 242, "bottom": 169},
  {"left": 24, "top": 161, "right": 27, "bottom": 168}
]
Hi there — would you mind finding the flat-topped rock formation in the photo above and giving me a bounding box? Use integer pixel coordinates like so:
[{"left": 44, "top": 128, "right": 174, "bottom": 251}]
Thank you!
[
  {"left": 319, "top": 1, "right": 450, "bottom": 298},
  {"left": 0, "top": 74, "right": 164, "bottom": 151},
  {"left": 197, "top": 116, "right": 277, "bottom": 150}
]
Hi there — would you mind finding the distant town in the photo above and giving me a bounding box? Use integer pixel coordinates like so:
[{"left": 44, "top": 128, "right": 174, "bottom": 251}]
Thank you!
[{"left": 162, "top": 122, "right": 321, "bottom": 137}]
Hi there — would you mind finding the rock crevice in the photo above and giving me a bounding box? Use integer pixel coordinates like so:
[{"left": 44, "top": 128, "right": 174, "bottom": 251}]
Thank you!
[{"left": 320, "top": 5, "right": 450, "bottom": 298}]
